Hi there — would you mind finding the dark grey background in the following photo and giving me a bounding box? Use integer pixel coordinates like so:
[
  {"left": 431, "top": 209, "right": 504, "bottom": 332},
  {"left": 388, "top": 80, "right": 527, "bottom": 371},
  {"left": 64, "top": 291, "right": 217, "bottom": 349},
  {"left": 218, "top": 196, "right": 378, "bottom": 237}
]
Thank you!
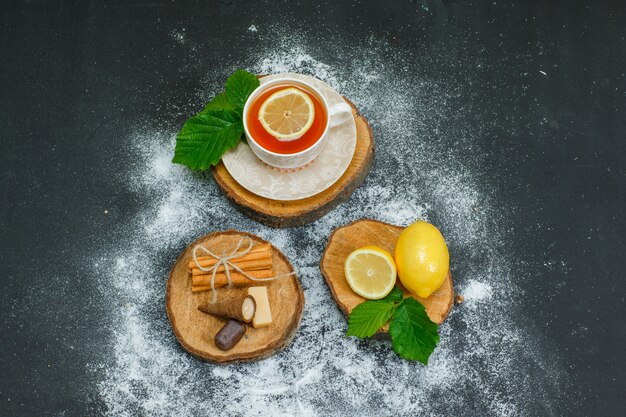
[{"left": 1, "top": 0, "right": 624, "bottom": 415}]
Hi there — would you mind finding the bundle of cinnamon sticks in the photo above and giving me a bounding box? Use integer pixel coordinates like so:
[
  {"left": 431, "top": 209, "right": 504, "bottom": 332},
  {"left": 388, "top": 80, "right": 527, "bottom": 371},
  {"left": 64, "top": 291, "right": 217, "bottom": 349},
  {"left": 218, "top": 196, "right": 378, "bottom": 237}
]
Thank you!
[{"left": 189, "top": 243, "right": 274, "bottom": 293}]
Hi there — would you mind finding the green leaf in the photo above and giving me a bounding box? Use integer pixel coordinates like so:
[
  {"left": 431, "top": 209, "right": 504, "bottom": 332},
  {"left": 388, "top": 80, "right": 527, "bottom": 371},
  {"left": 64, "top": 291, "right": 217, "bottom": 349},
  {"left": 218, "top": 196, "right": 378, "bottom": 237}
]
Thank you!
[
  {"left": 389, "top": 298, "right": 439, "bottom": 364},
  {"left": 225, "top": 69, "right": 260, "bottom": 112},
  {"left": 172, "top": 110, "right": 243, "bottom": 170},
  {"left": 203, "top": 92, "right": 233, "bottom": 112},
  {"left": 171, "top": 69, "right": 259, "bottom": 170},
  {"left": 347, "top": 300, "right": 396, "bottom": 338},
  {"left": 381, "top": 286, "right": 404, "bottom": 302}
]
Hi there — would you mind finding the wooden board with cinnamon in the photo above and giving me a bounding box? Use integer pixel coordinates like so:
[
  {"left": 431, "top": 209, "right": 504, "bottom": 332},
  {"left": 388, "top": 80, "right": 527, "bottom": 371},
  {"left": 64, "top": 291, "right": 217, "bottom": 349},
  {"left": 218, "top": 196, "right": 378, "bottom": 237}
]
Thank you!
[
  {"left": 166, "top": 230, "right": 304, "bottom": 363},
  {"left": 320, "top": 219, "right": 454, "bottom": 333},
  {"left": 211, "top": 95, "right": 374, "bottom": 228}
]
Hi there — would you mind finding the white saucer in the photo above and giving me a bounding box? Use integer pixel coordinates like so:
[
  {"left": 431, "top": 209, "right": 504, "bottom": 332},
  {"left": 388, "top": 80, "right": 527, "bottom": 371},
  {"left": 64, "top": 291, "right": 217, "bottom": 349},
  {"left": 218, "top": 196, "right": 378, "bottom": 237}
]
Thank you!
[{"left": 221, "top": 73, "right": 357, "bottom": 201}]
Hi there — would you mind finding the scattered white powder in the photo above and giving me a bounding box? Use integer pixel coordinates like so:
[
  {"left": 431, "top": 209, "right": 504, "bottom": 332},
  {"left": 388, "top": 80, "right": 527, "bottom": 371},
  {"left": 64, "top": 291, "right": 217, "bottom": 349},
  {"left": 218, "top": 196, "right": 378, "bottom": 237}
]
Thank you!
[
  {"left": 170, "top": 29, "right": 186, "bottom": 45},
  {"left": 462, "top": 280, "right": 493, "bottom": 302},
  {"left": 95, "top": 27, "right": 565, "bottom": 416}
]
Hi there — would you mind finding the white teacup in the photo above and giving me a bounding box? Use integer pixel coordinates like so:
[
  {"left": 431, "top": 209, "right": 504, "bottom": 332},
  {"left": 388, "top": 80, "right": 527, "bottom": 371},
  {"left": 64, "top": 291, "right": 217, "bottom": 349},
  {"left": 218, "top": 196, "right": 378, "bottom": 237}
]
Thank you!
[{"left": 243, "top": 76, "right": 353, "bottom": 169}]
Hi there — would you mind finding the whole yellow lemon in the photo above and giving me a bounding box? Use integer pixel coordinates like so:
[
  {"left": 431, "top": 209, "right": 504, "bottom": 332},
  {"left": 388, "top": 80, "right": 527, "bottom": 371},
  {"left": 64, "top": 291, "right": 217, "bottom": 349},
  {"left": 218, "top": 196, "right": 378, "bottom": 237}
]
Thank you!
[{"left": 394, "top": 221, "right": 449, "bottom": 298}]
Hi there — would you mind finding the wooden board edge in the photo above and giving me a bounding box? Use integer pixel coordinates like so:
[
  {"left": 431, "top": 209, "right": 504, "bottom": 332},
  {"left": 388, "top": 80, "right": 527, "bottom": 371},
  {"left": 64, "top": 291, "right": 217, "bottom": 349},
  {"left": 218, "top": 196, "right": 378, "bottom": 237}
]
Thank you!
[
  {"left": 210, "top": 97, "right": 374, "bottom": 228},
  {"left": 166, "top": 230, "right": 305, "bottom": 364},
  {"left": 319, "top": 218, "right": 455, "bottom": 333},
  {"left": 319, "top": 219, "right": 397, "bottom": 318}
]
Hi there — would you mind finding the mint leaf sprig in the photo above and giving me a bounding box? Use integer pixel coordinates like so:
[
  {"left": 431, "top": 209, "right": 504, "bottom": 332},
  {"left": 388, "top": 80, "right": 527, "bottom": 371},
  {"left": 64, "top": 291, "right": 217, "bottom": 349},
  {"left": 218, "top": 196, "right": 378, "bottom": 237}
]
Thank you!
[
  {"left": 347, "top": 286, "right": 440, "bottom": 364},
  {"left": 347, "top": 286, "right": 403, "bottom": 338},
  {"left": 172, "top": 70, "right": 259, "bottom": 170}
]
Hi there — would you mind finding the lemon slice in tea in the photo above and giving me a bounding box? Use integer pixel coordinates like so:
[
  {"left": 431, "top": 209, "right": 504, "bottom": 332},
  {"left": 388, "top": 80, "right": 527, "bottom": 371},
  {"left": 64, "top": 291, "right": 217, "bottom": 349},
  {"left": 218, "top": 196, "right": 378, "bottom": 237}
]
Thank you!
[
  {"left": 344, "top": 246, "right": 397, "bottom": 300},
  {"left": 258, "top": 87, "right": 315, "bottom": 141}
]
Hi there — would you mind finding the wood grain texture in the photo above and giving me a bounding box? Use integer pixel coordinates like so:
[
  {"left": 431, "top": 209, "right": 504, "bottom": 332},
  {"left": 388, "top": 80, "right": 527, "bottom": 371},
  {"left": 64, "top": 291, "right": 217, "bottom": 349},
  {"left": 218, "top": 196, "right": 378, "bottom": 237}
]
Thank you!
[
  {"left": 211, "top": 97, "right": 374, "bottom": 228},
  {"left": 320, "top": 219, "right": 454, "bottom": 332},
  {"left": 166, "top": 230, "right": 304, "bottom": 363}
]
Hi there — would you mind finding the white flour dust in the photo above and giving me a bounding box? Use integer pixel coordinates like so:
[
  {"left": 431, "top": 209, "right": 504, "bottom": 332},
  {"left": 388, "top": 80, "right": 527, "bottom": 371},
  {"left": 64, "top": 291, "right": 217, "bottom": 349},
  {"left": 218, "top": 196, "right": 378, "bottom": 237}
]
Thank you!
[
  {"left": 463, "top": 280, "right": 493, "bottom": 303},
  {"left": 170, "top": 29, "right": 186, "bottom": 45},
  {"left": 95, "top": 29, "right": 563, "bottom": 416}
]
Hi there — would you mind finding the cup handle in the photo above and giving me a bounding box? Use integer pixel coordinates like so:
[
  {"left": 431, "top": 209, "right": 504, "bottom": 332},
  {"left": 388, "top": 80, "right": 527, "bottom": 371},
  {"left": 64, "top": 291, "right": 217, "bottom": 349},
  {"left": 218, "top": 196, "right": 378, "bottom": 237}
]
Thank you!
[{"left": 328, "top": 102, "right": 353, "bottom": 128}]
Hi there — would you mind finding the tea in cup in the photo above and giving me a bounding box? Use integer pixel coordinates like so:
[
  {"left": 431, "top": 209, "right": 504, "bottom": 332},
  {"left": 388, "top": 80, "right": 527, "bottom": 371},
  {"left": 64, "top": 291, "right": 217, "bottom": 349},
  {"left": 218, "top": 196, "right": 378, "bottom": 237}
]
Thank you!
[{"left": 243, "top": 77, "right": 352, "bottom": 169}]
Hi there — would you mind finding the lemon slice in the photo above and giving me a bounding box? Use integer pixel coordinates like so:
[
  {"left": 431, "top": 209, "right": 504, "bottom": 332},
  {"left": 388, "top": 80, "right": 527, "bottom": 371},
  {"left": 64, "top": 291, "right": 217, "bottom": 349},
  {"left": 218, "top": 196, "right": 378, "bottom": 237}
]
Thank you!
[
  {"left": 258, "top": 87, "right": 315, "bottom": 141},
  {"left": 344, "top": 246, "right": 397, "bottom": 300}
]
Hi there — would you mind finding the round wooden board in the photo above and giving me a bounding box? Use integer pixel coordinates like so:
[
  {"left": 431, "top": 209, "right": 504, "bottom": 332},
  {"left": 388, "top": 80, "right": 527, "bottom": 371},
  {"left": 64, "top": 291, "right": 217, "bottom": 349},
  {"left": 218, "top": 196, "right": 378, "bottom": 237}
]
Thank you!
[
  {"left": 211, "top": 97, "right": 374, "bottom": 228},
  {"left": 166, "top": 230, "right": 305, "bottom": 363},
  {"left": 320, "top": 219, "right": 454, "bottom": 332}
]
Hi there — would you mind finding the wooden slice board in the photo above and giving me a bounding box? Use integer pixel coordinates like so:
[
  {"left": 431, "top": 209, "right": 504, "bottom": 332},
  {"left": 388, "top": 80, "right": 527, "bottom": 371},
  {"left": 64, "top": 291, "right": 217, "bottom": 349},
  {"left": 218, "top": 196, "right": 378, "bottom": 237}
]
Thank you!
[
  {"left": 166, "top": 230, "right": 304, "bottom": 363},
  {"left": 320, "top": 219, "right": 454, "bottom": 332},
  {"left": 211, "top": 97, "right": 373, "bottom": 228}
]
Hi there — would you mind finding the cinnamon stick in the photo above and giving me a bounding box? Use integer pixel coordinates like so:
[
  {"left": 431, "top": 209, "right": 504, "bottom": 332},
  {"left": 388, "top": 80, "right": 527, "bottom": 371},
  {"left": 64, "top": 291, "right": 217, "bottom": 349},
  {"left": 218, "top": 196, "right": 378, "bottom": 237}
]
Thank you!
[
  {"left": 188, "top": 243, "right": 272, "bottom": 269},
  {"left": 191, "top": 269, "right": 274, "bottom": 289},
  {"left": 190, "top": 258, "right": 273, "bottom": 276}
]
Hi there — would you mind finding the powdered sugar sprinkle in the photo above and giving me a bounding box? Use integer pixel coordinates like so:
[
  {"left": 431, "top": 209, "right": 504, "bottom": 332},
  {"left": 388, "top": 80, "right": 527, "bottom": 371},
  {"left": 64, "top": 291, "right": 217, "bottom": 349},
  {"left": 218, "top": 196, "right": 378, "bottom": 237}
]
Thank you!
[{"left": 94, "top": 27, "right": 565, "bottom": 416}]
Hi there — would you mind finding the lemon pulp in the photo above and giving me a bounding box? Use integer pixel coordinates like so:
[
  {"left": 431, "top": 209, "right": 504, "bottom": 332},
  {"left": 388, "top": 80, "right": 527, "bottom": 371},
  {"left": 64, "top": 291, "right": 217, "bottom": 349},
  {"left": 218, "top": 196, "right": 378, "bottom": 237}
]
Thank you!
[
  {"left": 344, "top": 246, "right": 397, "bottom": 300},
  {"left": 258, "top": 87, "right": 315, "bottom": 141}
]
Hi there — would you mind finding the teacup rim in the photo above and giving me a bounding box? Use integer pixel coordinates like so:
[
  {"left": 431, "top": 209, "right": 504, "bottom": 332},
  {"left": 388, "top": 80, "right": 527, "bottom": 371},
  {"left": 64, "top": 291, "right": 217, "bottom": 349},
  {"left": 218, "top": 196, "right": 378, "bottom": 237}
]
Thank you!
[{"left": 242, "top": 76, "right": 331, "bottom": 158}]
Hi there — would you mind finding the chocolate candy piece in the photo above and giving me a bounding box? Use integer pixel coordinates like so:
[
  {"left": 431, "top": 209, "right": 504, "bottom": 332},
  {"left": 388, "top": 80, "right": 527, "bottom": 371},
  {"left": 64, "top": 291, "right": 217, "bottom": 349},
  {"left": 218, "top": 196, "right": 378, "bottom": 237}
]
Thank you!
[{"left": 214, "top": 319, "right": 246, "bottom": 351}]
